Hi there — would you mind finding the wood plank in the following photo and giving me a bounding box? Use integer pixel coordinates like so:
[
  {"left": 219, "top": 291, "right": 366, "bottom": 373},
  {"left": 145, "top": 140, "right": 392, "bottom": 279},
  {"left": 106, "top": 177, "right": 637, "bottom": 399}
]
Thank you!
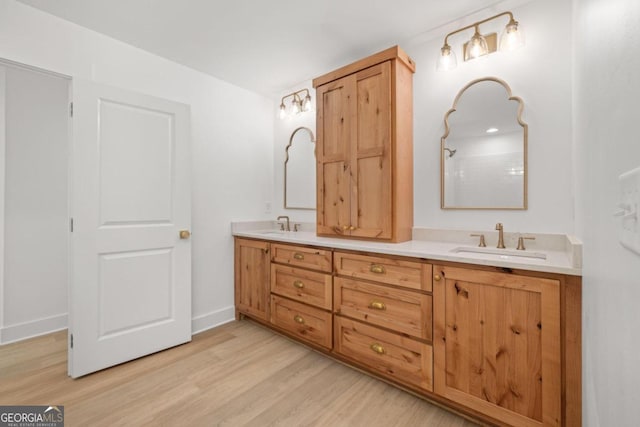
[
  {"left": 0, "top": 322, "right": 479, "bottom": 427},
  {"left": 391, "top": 58, "right": 414, "bottom": 243},
  {"left": 562, "top": 275, "right": 582, "bottom": 427},
  {"left": 540, "top": 281, "right": 562, "bottom": 426}
]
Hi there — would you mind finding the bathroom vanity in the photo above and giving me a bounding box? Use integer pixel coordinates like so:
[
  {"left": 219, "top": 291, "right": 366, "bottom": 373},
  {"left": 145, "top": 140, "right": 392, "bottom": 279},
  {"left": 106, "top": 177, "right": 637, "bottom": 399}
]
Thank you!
[
  {"left": 235, "top": 46, "right": 581, "bottom": 426},
  {"left": 232, "top": 223, "right": 581, "bottom": 427}
]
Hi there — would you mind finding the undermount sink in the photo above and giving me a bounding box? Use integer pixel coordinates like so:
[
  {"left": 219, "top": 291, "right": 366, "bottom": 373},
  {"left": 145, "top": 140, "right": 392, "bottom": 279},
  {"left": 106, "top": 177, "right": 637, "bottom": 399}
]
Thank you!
[
  {"left": 450, "top": 246, "right": 547, "bottom": 261},
  {"left": 255, "top": 230, "right": 287, "bottom": 235}
]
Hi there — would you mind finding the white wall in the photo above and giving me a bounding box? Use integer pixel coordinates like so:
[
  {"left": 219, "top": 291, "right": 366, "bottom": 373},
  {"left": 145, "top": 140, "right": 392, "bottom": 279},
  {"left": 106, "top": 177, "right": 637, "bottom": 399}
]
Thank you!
[
  {"left": 411, "top": 0, "right": 574, "bottom": 233},
  {"left": 574, "top": 0, "right": 640, "bottom": 425},
  {"left": 1, "top": 64, "right": 69, "bottom": 342},
  {"left": 0, "top": 0, "right": 274, "bottom": 342}
]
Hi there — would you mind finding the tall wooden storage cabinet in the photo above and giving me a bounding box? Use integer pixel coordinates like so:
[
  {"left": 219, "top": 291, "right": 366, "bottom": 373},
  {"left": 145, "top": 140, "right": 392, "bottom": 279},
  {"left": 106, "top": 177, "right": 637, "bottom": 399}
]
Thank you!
[{"left": 313, "top": 46, "right": 415, "bottom": 242}]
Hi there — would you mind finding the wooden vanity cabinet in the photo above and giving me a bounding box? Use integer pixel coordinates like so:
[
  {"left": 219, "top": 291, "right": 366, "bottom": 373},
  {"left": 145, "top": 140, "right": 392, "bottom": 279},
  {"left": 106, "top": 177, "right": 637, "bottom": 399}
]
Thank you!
[
  {"left": 313, "top": 46, "right": 415, "bottom": 242},
  {"left": 234, "top": 238, "right": 581, "bottom": 426},
  {"left": 432, "top": 265, "right": 564, "bottom": 427},
  {"left": 234, "top": 238, "right": 271, "bottom": 321}
]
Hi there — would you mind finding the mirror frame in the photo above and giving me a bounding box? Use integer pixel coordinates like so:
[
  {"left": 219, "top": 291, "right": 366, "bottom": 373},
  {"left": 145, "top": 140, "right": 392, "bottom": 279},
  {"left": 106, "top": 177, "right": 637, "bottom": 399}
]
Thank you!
[
  {"left": 441, "top": 77, "right": 528, "bottom": 210},
  {"left": 284, "top": 126, "right": 316, "bottom": 210}
]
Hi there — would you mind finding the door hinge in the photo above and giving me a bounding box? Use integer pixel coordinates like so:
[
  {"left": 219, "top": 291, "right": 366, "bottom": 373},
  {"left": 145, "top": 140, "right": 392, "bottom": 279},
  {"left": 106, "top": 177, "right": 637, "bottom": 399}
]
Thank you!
[
  {"left": 70, "top": 102, "right": 73, "bottom": 117},
  {"left": 70, "top": 334, "right": 74, "bottom": 349},
  {"left": 70, "top": 217, "right": 74, "bottom": 232}
]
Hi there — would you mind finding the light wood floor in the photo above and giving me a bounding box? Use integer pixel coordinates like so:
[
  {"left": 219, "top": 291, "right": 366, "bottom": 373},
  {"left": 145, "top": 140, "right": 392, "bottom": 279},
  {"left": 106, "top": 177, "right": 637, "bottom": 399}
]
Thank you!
[{"left": 0, "top": 320, "right": 478, "bottom": 426}]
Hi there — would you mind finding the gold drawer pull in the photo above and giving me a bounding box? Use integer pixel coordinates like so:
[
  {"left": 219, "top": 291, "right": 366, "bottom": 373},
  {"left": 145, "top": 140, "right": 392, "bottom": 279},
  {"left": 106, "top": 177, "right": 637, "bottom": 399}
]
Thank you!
[
  {"left": 293, "top": 315, "right": 305, "bottom": 324},
  {"left": 349, "top": 226, "right": 356, "bottom": 230},
  {"left": 434, "top": 274, "right": 442, "bottom": 281},
  {"left": 368, "top": 301, "right": 386, "bottom": 310},
  {"left": 370, "top": 343, "right": 385, "bottom": 355},
  {"left": 370, "top": 264, "right": 386, "bottom": 274},
  {"left": 293, "top": 252, "right": 305, "bottom": 260},
  {"left": 293, "top": 280, "right": 304, "bottom": 289}
]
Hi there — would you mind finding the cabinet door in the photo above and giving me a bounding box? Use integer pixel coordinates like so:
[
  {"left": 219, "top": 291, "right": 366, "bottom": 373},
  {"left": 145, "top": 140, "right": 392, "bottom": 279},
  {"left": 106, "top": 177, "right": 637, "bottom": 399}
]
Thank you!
[
  {"left": 316, "top": 76, "right": 355, "bottom": 236},
  {"left": 351, "top": 62, "right": 392, "bottom": 239},
  {"left": 234, "top": 238, "right": 270, "bottom": 321},
  {"left": 433, "top": 266, "right": 561, "bottom": 427}
]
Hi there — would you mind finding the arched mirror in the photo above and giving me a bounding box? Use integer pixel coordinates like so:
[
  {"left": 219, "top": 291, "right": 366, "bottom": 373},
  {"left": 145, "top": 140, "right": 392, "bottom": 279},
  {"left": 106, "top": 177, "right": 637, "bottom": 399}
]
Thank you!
[
  {"left": 284, "top": 126, "right": 316, "bottom": 209},
  {"left": 441, "top": 77, "right": 527, "bottom": 209}
]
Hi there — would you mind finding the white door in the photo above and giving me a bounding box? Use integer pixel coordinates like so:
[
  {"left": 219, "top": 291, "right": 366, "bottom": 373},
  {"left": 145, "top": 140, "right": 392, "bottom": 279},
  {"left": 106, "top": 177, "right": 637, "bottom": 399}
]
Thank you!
[{"left": 69, "top": 79, "right": 191, "bottom": 378}]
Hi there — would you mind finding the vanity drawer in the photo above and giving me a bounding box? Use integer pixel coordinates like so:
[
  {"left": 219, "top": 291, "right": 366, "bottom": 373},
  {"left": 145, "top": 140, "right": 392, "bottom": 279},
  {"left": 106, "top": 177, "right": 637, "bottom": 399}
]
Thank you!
[
  {"left": 334, "top": 316, "right": 433, "bottom": 392},
  {"left": 271, "top": 264, "right": 332, "bottom": 310},
  {"left": 270, "top": 295, "right": 332, "bottom": 349},
  {"left": 334, "top": 278, "right": 432, "bottom": 341},
  {"left": 271, "top": 243, "right": 332, "bottom": 273},
  {"left": 334, "top": 251, "right": 432, "bottom": 292}
]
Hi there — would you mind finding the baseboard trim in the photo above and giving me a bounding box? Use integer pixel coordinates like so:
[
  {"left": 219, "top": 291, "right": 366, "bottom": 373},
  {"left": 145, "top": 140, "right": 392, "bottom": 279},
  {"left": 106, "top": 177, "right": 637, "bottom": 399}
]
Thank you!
[
  {"left": 191, "top": 306, "right": 236, "bottom": 335},
  {"left": 0, "top": 307, "right": 236, "bottom": 345},
  {"left": 0, "top": 313, "right": 68, "bottom": 345}
]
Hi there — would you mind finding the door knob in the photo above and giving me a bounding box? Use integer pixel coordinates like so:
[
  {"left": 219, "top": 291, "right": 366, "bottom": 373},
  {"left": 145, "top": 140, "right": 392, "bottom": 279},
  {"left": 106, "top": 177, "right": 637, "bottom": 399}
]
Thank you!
[{"left": 179, "top": 230, "right": 191, "bottom": 239}]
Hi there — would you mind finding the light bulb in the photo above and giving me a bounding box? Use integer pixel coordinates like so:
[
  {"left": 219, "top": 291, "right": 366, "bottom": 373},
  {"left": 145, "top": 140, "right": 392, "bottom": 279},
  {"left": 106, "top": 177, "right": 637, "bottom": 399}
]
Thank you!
[
  {"left": 436, "top": 43, "right": 457, "bottom": 72},
  {"left": 500, "top": 19, "right": 525, "bottom": 52},
  {"left": 302, "top": 94, "right": 312, "bottom": 112},
  {"left": 468, "top": 29, "right": 489, "bottom": 59},
  {"left": 279, "top": 102, "right": 287, "bottom": 119},
  {"left": 291, "top": 98, "right": 301, "bottom": 115}
]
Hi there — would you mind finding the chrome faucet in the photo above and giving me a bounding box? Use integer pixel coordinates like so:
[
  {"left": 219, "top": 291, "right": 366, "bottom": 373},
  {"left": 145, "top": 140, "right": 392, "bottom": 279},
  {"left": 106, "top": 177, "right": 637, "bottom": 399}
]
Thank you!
[
  {"left": 277, "top": 215, "right": 290, "bottom": 232},
  {"left": 495, "top": 223, "right": 506, "bottom": 249}
]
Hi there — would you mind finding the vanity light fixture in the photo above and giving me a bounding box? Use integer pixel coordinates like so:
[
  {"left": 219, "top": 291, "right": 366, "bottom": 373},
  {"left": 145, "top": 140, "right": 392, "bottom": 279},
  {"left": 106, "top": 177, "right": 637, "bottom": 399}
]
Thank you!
[
  {"left": 279, "top": 88, "right": 312, "bottom": 119},
  {"left": 436, "top": 11, "right": 524, "bottom": 71}
]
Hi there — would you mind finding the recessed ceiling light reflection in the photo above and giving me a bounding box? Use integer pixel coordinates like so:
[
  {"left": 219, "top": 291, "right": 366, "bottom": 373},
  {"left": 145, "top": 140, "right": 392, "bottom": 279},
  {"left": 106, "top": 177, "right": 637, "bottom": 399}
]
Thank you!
[{"left": 486, "top": 127, "right": 499, "bottom": 133}]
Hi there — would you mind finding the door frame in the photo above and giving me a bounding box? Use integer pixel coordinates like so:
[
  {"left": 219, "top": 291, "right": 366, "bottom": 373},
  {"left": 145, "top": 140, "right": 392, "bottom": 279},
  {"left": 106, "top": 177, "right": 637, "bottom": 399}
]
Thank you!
[{"left": 0, "top": 58, "right": 71, "bottom": 345}]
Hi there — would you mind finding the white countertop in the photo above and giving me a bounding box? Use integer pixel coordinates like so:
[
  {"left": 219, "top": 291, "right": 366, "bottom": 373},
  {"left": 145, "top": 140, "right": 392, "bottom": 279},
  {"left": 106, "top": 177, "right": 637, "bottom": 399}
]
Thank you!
[{"left": 231, "top": 221, "right": 582, "bottom": 276}]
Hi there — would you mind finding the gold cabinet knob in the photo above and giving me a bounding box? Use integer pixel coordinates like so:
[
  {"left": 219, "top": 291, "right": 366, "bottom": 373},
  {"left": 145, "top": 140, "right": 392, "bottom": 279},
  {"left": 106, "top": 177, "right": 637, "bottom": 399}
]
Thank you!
[
  {"left": 434, "top": 274, "right": 442, "bottom": 281},
  {"left": 293, "top": 252, "right": 304, "bottom": 260},
  {"left": 370, "top": 343, "right": 385, "bottom": 355},
  {"left": 179, "top": 230, "right": 191, "bottom": 239},
  {"left": 349, "top": 226, "right": 356, "bottom": 230},
  {"left": 293, "top": 280, "right": 304, "bottom": 289},
  {"left": 342, "top": 225, "right": 349, "bottom": 230},
  {"left": 370, "top": 264, "right": 385, "bottom": 274},
  {"left": 368, "top": 301, "right": 386, "bottom": 311},
  {"left": 293, "top": 315, "right": 305, "bottom": 325}
]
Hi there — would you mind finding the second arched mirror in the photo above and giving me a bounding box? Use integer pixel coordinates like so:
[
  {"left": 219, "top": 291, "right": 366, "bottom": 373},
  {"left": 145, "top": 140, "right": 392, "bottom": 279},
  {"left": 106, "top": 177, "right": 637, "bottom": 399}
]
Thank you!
[
  {"left": 441, "top": 77, "right": 528, "bottom": 209},
  {"left": 285, "top": 127, "right": 316, "bottom": 209}
]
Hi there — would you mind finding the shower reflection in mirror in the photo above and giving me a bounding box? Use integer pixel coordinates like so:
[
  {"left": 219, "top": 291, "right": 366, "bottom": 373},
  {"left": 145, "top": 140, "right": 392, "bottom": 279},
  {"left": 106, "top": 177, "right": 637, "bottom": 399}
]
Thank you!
[
  {"left": 441, "top": 77, "right": 527, "bottom": 210},
  {"left": 284, "top": 126, "right": 316, "bottom": 210}
]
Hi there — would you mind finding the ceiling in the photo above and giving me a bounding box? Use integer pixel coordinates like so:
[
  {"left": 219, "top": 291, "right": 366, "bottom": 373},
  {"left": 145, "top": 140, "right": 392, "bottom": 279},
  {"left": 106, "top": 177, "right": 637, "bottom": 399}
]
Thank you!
[{"left": 17, "top": 0, "right": 510, "bottom": 96}]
